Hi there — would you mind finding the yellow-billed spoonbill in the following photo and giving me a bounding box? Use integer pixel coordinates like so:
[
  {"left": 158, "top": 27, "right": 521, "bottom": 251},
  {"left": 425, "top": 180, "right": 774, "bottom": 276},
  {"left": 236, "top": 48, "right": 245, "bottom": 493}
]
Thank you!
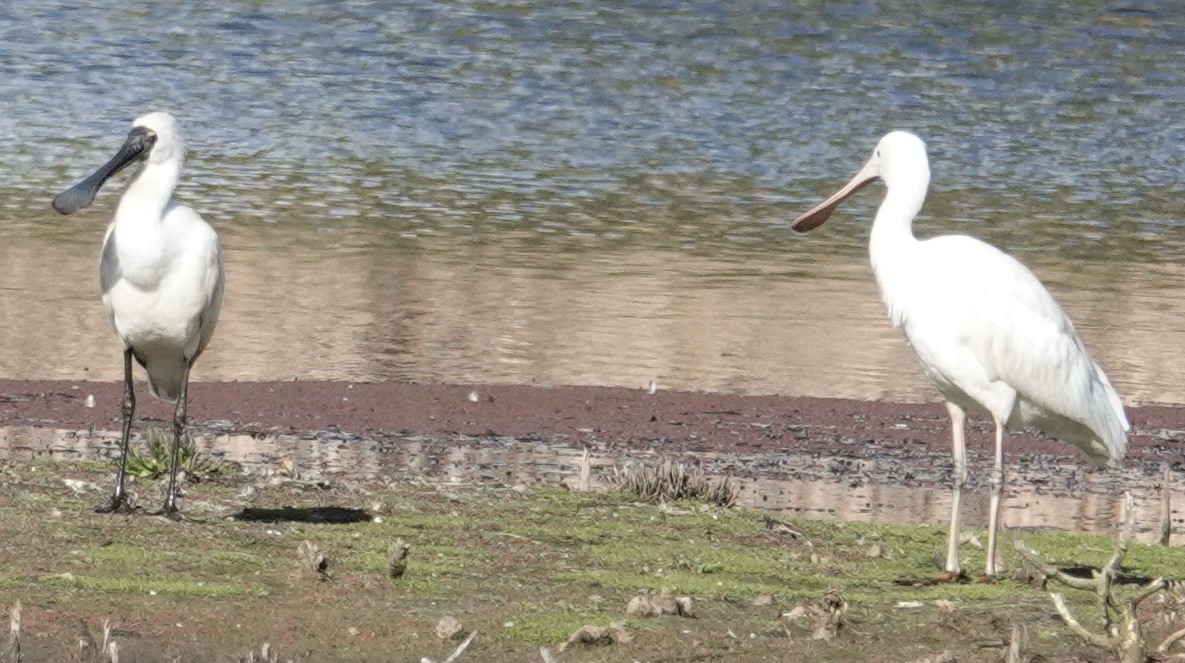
[
  {"left": 52, "top": 112, "right": 224, "bottom": 519},
  {"left": 792, "top": 131, "right": 1128, "bottom": 579}
]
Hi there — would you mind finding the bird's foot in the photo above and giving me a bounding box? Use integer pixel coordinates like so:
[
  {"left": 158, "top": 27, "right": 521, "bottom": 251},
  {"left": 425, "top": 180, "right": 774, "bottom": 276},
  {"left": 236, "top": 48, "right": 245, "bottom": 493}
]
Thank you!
[
  {"left": 972, "top": 574, "right": 999, "bottom": 585},
  {"left": 154, "top": 502, "right": 185, "bottom": 522},
  {"left": 929, "top": 570, "right": 970, "bottom": 584},
  {"left": 94, "top": 495, "right": 135, "bottom": 514}
]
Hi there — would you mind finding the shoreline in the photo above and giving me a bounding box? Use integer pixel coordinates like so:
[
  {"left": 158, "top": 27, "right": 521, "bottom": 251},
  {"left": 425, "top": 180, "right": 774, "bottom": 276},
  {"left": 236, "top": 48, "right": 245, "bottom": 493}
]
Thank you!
[{"left": 0, "top": 379, "right": 1180, "bottom": 467}]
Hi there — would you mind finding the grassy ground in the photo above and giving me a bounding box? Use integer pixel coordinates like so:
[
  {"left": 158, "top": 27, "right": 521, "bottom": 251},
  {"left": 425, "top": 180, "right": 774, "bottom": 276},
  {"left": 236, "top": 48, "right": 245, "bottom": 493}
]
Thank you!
[{"left": 1, "top": 453, "right": 1184, "bottom": 662}]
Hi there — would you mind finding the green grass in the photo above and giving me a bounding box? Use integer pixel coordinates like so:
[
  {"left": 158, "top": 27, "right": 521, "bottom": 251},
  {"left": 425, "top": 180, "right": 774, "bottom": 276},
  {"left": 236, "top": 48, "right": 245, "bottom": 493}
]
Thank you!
[
  {"left": 503, "top": 605, "right": 636, "bottom": 645},
  {"left": 44, "top": 573, "right": 256, "bottom": 597},
  {"left": 3, "top": 456, "right": 1184, "bottom": 661}
]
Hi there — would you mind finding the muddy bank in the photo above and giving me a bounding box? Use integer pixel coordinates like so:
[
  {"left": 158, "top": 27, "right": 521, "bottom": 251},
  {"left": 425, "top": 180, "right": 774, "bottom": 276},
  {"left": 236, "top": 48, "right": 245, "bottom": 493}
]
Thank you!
[
  {"left": 1, "top": 379, "right": 1182, "bottom": 469},
  {"left": 1, "top": 379, "right": 1183, "bottom": 542},
  {"left": 0, "top": 379, "right": 1180, "bottom": 462}
]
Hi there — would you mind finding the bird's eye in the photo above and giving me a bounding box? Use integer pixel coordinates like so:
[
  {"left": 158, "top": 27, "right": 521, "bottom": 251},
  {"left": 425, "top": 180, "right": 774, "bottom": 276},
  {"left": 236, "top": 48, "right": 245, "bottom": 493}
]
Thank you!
[{"left": 875, "top": 150, "right": 881, "bottom": 157}]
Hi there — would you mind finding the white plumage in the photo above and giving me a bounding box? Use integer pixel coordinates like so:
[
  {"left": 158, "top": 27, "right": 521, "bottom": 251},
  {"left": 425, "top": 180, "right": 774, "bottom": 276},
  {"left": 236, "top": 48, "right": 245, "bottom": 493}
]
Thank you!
[
  {"left": 879, "top": 232, "right": 1127, "bottom": 464},
  {"left": 100, "top": 177, "right": 223, "bottom": 398},
  {"left": 54, "top": 111, "right": 224, "bottom": 518},
  {"left": 793, "top": 131, "right": 1128, "bottom": 578}
]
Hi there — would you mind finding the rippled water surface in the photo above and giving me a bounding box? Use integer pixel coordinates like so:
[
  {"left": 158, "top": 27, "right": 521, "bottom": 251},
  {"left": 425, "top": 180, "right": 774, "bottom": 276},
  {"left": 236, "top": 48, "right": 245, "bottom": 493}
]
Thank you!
[{"left": 1, "top": 1, "right": 1184, "bottom": 403}]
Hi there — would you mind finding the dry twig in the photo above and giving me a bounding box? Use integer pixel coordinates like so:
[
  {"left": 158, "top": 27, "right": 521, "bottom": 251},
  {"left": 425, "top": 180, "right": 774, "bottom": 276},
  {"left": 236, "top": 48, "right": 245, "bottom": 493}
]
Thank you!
[
  {"left": 554, "top": 622, "right": 630, "bottom": 653},
  {"left": 578, "top": 448, "right": 591, "bottom": 492},
  {"left": 1160, "top": 464, "right": 1173, "bottom": 547},
  {"left": 101, "top": 619, "right": 114, "bottom": 663},
  {"left": 1012, "top": 492, "right": 1182, "bottom": 663},
  {"left": 1006, "top": 623, "right": 1026, "bottom": 663},
  {"left": 442, "top": 630, "right": 477, "bottom": 663},
  {"left": 762, "top": 515, "right": 811, "bottom": 544},
  {"left": 8, "top": 601, "right": 20, "bottom": 663}
]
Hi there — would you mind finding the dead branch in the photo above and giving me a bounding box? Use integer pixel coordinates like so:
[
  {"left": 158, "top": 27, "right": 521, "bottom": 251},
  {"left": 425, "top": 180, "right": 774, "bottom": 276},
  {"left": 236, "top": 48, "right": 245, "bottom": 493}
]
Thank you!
[
  {"left": 762, "top": 515, "right": 811, "bottom": 543},
  {"left": 578, "top": 448, "right": 591, "bottom": 492},
  {"left": 1006, "top": 623, "right": 1026, "bottom": 663},
  {"left": 8, "top": 601, "right": 20, "bottom": 663},
  {"left": 1050, "top": 593, "right": 1112, "bottom": 649},
  {"left": 442, "top": 631, "right": 477, "bottom": 663},
  {"left": 1157, "top": 625, "right": 1185, "bottom": 655},
  {"left": 1018, "top": 492, "right": 1183, "bottom": 663},
  {"left": 1161, "top": 465, "right": 1173, "bottom": 547},
  {"left": 1010, "top": 537, "right": 1096, "bottom": 590},
  {"left": 554, "top": 622, "right": 630, "bottom": 653}
]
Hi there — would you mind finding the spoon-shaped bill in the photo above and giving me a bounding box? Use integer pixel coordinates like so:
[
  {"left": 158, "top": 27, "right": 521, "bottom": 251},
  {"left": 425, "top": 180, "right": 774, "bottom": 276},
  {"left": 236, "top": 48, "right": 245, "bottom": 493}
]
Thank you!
[
  {"left": 791, "top": 159, "right": 878, "bottom": 232},
  {"left": 52, "top": 127, "right": 157, "bottom": 215}
]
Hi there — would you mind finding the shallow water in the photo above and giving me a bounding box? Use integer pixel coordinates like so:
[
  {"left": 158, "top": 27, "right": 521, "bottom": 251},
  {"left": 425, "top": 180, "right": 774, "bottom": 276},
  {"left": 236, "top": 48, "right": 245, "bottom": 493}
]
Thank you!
[
  {"left": 1, "top": 426, "right": 1172, "bottom": 542},
  {"left": 1, "top": 1, "right": 1184, "bottom": 403}
]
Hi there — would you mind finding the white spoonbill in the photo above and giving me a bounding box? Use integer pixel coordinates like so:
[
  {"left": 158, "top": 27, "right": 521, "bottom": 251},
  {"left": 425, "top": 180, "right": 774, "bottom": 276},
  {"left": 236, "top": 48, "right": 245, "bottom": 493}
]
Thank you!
[
  {"left": 53, "top": 111, "right": 224, "bottom": 519},
  {"left": 792, "top": 131, "right": 1127, "bottom": 579}
]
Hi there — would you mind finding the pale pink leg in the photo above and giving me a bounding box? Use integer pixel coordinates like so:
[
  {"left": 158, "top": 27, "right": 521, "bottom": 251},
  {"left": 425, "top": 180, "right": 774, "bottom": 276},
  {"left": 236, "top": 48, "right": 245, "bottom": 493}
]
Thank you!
[
  {"left": 944, "top": 401, "right": 968, "bottom": 575},
  {"left": 985, "top": 418, "right": 1005, "bottom": 578}
]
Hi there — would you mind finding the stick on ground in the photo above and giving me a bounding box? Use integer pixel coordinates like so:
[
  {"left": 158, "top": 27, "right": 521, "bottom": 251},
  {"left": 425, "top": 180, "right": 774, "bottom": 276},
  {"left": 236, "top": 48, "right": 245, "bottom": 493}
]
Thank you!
[{"left": 1159, "top": 464, "right": 1173, "bottom": 547}]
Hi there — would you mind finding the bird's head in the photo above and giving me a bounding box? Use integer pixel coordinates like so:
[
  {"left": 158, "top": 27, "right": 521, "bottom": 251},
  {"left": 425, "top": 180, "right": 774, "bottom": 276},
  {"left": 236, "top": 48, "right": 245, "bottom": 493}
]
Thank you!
[
  {"left": 792, "top": 131, "right": 930, "bottom": 232},
  {"left": 132, "top": 111, "right": 184, "bottom": 166},
  {"left": 51, "top": 111, "right": 184, "bottom": 216}
]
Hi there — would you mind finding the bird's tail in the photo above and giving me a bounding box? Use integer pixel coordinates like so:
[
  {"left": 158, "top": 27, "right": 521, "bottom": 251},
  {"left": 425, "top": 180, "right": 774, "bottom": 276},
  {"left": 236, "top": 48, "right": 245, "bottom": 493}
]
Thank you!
[
  {"left": 142, "top": 356, "right": 185, "bottom": 402},
  {"left": 1019, "top": 370, "right": 1127, "bottom": 469},
  {"left": 1056, "top": 362, "right": 1129, "bottom": 469},
  {"left": 1094, "top": 365, "right": 1129, "bottom": 467}
]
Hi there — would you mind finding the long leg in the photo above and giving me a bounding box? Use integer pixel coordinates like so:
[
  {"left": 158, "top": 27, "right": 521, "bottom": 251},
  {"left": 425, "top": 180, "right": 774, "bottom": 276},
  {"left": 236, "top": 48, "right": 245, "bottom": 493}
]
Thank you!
[
  {"left": 161, "top": 360, "right": 192, "bottom": 519},
  {"left": 985, "top": 417, "right": 1005, "bottom": 578},
  {"left": 944, "top": 401, "right": 968, "bottom": 576},
  {"left": 97, "top": 348, "right": 136, "bottom": 513}
]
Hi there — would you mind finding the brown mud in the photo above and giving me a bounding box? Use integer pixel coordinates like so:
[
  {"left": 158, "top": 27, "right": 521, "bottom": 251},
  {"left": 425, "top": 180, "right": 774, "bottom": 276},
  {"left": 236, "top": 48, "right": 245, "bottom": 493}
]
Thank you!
[{"left": 1, "top": 379, "right": 1182, "bottom": 467}]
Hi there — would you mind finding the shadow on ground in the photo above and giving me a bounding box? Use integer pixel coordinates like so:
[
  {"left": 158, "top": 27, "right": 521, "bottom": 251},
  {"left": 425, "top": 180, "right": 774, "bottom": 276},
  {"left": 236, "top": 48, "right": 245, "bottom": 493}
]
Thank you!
[{"left": 231, "top": 506, "right": 371, "bottom": 523}]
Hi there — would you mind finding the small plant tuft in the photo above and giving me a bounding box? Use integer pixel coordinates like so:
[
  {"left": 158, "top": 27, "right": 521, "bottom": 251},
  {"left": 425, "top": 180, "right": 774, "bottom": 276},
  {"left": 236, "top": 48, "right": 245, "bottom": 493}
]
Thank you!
[
  {"left": 124, "top": 428, "right": 221, "bottom": 480},
  {"left": 296, "top": 541, "right": 329, "bottom": 581},
  {"left": 387, "top": 539, "right": 410, "bottom": 580},
  {"left": 614, "top": 459, "right": 738, "bottom": 507},
  {"left": 239, "top": 643, "right": 279, "bottom": 663}
]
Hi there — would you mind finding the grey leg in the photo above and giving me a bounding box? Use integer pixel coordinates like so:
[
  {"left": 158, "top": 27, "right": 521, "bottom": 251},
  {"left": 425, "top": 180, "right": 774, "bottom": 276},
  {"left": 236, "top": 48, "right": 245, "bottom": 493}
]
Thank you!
[
  {"left": 161, "top": 360, "right": 192, "bottom": 520},
  {"left": 97, "top": 348, "right": 135, "bottom": 513}
]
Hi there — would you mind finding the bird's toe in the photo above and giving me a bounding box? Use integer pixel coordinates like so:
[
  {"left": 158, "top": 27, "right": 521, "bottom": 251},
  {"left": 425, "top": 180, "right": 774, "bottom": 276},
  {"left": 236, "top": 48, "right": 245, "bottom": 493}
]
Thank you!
[{"left": 94, "top": 496, "right": 135, "bottom": 514}]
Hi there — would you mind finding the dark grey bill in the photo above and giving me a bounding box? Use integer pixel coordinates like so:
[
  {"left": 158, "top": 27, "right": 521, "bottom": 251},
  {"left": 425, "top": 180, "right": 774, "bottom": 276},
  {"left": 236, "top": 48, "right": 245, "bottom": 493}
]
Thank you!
[{"left": 52, "top": 126, "right": 157, "bottom": 215}]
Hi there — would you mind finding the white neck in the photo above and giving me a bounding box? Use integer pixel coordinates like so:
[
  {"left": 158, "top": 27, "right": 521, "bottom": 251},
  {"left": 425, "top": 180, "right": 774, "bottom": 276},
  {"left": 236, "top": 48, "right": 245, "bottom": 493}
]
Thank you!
[
  {"left": 868, "top": 175, "right": 928, "bottom": 274},
  {"left": 115, "top": 159, "right": 181, "bottom": 226},
  {"left": 867, "top": 172, "right": 929, "bottom": 329}
]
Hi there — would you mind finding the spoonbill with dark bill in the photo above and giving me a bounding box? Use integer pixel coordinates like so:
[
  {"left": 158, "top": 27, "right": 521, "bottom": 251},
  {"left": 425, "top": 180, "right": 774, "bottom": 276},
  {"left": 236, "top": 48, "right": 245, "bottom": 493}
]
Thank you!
[{"left": 53, "top": 111, "right": 224, "bottom": 520}]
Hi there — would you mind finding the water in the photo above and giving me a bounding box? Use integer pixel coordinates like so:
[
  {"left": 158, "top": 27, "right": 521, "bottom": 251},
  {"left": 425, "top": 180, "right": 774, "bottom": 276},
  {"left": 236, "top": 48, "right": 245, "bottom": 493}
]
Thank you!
[
  {"left": 1, "top": 1, "right": 1184, "bottom": 403},
  {"left": 0, "top": 426, "right": 1169, "bottom": 541}
]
